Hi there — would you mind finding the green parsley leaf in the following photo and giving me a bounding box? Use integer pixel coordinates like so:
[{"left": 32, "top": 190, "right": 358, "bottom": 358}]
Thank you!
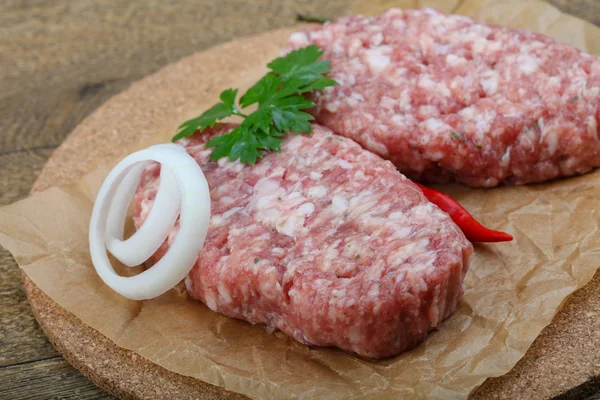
[
  {"left": 268, "top": 45, "right": 330, "bottom": 83},
  {"left": 255, "top": 127, "right": 283, "bottom": 152},
  {"left": 239, "top": 73, "right": 281, "bottom": 108},
  {"left": 172, "top": 45, "right": 338, "bottom": 164},
  {"left": 270, "top": 96, "right": 316, "bottom": 134},
  {"left": 206, "top": 126, "right": 263, "bottom": 165},
  {"left": 172, "top": 89, "right": 240, "bottom": 142}
]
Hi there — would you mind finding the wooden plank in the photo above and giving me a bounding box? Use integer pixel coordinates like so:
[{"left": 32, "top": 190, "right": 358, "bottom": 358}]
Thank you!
[
  {"left": 0, "top": 149, "right": 62, "bottom": 367},
  {"left": 0, "top": 0, "right": 349, "bottom": 154},
  {"left": 0, "top": 81, "right": 133, "bottom": 154},
  {"left": 0, "top": 250, "right": 58, "bottom": 367},
  {"left": 0, "top": 357, "right": 114, "bottom": 400},
  {"left": 0, "top": 149, "right": 56, "bottom": 206}
]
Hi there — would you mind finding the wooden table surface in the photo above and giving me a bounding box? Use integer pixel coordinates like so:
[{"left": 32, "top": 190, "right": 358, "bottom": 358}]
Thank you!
[{"left": 1, "top": 1, "right": 600, "bottom": 399}]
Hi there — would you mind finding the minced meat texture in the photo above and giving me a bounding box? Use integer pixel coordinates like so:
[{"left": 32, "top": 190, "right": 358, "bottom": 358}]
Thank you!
[
  {"left": 133, "top": 123, "right": 473, "bottom": 358},
  {"left": 287, "top": 8, "right": 600, "bottom": 187}
]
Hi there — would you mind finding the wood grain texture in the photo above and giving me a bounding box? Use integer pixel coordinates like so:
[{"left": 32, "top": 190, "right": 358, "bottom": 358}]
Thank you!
[
  {"left": 0, "top": 249, "right": 57, "bottom": 367},
  {"left": 0, "top": 0, "right": 348, "bottom": 153},
  {"left": 0, "top": 356, "right": 113, "bottom": 400},
  {"left": 0, "top": 148, "right": 57, "bottom": 207},
  {"left": 1, "top": 0, "right": 599, "bottom": 399},
  {"left": 22, "top": 275, "right": 247, "bottom": 400},
  {"left": 0, "top": 149, "right": 60, "bottom": 368}
]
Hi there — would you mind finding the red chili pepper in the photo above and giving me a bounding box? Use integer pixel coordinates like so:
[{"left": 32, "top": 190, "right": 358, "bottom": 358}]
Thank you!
[{"left": 414, "top": 183, "right": 513, "bottom": 243}]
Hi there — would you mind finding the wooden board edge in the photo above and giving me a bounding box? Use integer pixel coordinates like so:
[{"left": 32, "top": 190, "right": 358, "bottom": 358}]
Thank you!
[{"left": 22, "top": 273, "right": 248, "bottom": 400}]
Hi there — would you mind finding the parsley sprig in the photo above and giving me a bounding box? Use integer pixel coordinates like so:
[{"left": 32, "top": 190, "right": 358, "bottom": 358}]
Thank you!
[{"left": 172, "top": 45, "right": 338, "bottom": 164}]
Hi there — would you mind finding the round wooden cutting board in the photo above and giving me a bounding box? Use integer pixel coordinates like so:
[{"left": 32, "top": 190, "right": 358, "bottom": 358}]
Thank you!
[{"left": 23, "top": 26, "right": 600, "bottom": 400}]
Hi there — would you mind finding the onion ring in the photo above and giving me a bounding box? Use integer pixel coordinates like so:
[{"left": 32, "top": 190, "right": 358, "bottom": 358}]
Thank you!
[
  {"left": 105, "top": 161, "right": 180, "bottom": 267},
  {"left": 89, "top": 144, "right": 210, "bottom": 300}
]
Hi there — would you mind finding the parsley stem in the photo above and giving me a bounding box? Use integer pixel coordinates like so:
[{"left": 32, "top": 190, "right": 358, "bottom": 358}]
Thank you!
[{"left": 233, "top": 109, "right": 248, "bottom": 118}]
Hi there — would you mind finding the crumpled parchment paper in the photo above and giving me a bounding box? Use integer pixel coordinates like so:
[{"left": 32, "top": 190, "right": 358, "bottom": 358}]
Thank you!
[{"left": 1, "top": 1, "right": 600, "bottom": 398}]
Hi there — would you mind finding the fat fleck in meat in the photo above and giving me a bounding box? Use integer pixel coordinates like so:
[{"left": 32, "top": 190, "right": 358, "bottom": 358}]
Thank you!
[
  {"left": 133, "top": 124, "right": 473, "bottom": 358},
  {"left": 287, "top": 8, "right": 600, "bottom": 187}
]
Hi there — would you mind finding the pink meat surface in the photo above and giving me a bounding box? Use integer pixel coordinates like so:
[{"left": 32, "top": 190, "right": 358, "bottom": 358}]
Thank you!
[
  {"left": 133, "top": 124, "right": 473, "bottom": 358},
  {"left": 287, "top": 8, "right": 600, "bottom": 187}
]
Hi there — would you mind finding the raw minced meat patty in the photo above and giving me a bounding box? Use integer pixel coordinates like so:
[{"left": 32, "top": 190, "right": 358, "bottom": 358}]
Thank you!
[
  {"left": 287, "top": 8, "right": 600, "bottom": 187},
  {"left": 133, "top": 123, "right": 473, "bottom": 358}
]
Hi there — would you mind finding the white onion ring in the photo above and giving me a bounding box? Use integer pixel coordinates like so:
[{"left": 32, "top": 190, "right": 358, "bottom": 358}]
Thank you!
[
  {"left": 89, "top": 144, "right": 211, "bottom": 300},
  {"left": 105, "top": 161, "right": 180, "bottom": 267}
]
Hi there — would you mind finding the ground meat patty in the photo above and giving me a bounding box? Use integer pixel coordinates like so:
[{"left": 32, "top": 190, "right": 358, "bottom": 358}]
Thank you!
[
  {"left": 287, "top": 8, "right": 600, "bottom": 187},
  {"left": 133, "top": 123, "right": 472, "bottom": 358}
]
